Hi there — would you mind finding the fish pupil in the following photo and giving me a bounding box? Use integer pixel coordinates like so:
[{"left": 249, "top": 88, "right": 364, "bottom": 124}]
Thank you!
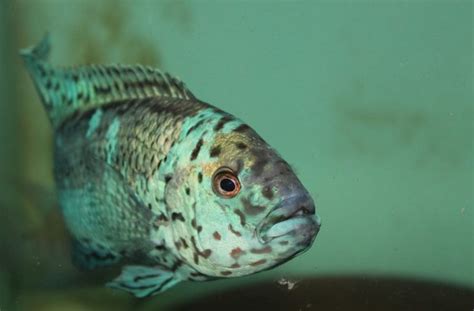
[{"left": 220, "top": 178, "right": 236, "bottom": 192}]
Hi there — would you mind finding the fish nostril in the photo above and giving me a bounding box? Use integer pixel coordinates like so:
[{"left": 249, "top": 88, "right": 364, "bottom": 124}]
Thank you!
[{"left": 301, "top": 202, "right": 315, "bottom": 215}]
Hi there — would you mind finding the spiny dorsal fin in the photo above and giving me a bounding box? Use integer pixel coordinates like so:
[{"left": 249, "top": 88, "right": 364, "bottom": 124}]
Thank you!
[{"left": 20, "top": 34, "right": 195, "bottom": 128}]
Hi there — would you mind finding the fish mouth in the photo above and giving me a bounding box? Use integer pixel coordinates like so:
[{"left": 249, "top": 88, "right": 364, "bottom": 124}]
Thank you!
[{"left": 256, "top": 195, "right": 321, "bottom": 244}]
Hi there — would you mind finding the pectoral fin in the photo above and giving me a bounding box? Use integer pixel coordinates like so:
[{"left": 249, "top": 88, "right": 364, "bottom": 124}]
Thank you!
[{"left": 107, "top": 265, "right": 181, "bottom": 298}]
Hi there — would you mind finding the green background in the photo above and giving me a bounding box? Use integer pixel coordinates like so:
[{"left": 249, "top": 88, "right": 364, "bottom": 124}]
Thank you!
[{"left": 0, "top": 1, "right": 472, "bottom": 310}]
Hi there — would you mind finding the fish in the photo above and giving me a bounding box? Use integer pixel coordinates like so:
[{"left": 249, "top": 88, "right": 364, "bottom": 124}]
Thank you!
[{"left": 19, "top": 34, "right": 322, "bottom": 298}]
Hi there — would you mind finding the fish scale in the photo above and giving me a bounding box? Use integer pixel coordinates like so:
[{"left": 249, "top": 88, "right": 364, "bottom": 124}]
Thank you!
[{"left": 20, "top": 35, "right": 321, "bottom": 298}]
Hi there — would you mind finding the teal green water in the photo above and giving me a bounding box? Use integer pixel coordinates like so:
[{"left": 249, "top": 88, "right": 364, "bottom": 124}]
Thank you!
[{"left": 0, "top": 1, "right": 472, "bottom": 310}]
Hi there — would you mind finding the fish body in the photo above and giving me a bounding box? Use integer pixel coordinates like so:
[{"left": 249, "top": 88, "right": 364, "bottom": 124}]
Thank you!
[{"left": 20, "top": 35, "right": 321, "bottom": 297}]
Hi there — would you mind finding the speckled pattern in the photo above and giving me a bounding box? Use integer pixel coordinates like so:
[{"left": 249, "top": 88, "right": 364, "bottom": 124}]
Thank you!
[{"left": 21, "top": 35, "right": 321, "bottom": 297}]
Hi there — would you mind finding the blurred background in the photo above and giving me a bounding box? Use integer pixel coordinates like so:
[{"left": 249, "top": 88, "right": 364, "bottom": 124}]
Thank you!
[{"left": 0, "top": 0, "right": 472, "bottom": 310}]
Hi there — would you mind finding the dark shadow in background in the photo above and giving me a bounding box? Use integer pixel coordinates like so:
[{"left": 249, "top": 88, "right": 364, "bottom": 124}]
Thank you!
[{"left": 173, "top": 276, "right": 473, "bottom": 311}]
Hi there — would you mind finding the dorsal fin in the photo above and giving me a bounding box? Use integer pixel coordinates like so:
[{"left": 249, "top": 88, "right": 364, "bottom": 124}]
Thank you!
[{"left": 20, "top": 34, "right": 195, "bottom": 128}]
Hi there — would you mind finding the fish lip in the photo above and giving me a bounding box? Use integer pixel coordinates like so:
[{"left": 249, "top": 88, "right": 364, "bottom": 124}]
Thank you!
[{"left": 256, "top": 195, "right": 320, "bottom": 244}]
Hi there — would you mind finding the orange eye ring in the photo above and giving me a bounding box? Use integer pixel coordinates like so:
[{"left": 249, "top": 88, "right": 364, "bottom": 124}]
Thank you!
[{"left": 212, "top": 168, "right": 241, "bottom": 198}]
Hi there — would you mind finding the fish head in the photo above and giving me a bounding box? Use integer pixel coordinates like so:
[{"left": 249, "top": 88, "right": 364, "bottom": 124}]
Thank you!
[{"left": 164, "top": 117, "right": 321, "bottom": 278}]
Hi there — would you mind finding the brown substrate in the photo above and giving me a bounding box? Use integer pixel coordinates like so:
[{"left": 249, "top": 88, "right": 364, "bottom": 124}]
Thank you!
[{"left": 173, "top": 276, "right": 473, "bottom": 311}]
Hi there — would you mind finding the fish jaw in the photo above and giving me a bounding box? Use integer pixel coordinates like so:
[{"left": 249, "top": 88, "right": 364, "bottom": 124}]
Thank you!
[{"left": 256, "top": 194, "right": 320, "bottom": 246}]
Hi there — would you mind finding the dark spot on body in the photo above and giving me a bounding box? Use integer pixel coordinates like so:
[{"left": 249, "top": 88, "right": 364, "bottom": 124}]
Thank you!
[
  {"left": 261, "top": 186, "right": 274, "bottom": 200},
  {"left": 250, "top": 259, "right": 267, "bottom": 266},
  {"left": 157, "top": 214, "right": 169, "bottom": 222},
  {"left": 228, "top": 224, "right": 242, "bottom": 237},
  {"left": 236, "top": 142, "right": 247, "bottom": 150},
  {"left": 210, "top": 145, "right": 221, "bottom": 157},
  {"left": 185, "top": 187, "right": 190, "bottom": 195},
  {"left": 234, "top": 209, "right": 247, "bottom": 225},
  {"left": 198, "top": 172, "right": 203, "bottom": 183},
  {"left": 202, "top": 249, "right": 211, "bottom": 258},
  {"left": 214, "top": 115, "right": 234, "bottom": 131},
  {"left": 250, "top": 246, "right": 272, "bottom": 254},
  {"left": 171, "top": 259, "right": 183, "bottom": 271},
  {"left": 165, "top": 175, "right": 172, "bottom": 183},
  {"left": 155, "top": 244, "right": 167, "bottom": 251},
  {"left": 230, "top": 263, "right": 241, "bottom": 268},
  {"left": 279, "top": 241, "right": 289, "bottom": 246},
  {"left": 213, "top": 231, "right": 221, "bottom": 240},
  {"left": 171, "top": 212, "right": 185, "bottom": 222},
  {"left": 190, "top": 138, "right": 203, "bottom": 161},
  {"left": 191, "top": 236, "right": 212, "bottom": 260},
  {"left": 241, "top": 198, "right": 266, "bottom": 215},
  {"left": 175, "top": 241, "right": 182, "bottom": 250},
  {"left": 180, "top": 238, "right": 189, "bottom": 249},
  {"left": 186, "top": 119, "right": 206, "bottom": 136},
  {"left": 233, "top": 124, "right": 251, "bottom": 133},
  {"left": 220, "top": 271, "right": 232, "bottom": 276},
  {"left": 230, "top": 247, "right": 244, "bottom": 259}
]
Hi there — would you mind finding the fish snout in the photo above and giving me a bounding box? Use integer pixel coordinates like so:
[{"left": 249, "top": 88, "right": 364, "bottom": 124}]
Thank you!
[{"left": 257, "top": 194, "right": 320, "bottom": 244}]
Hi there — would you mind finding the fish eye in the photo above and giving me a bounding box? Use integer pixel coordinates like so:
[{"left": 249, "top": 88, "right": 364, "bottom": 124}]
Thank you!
[{"left": 213, "top": 168, "right": 241, "bottom": 198}]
